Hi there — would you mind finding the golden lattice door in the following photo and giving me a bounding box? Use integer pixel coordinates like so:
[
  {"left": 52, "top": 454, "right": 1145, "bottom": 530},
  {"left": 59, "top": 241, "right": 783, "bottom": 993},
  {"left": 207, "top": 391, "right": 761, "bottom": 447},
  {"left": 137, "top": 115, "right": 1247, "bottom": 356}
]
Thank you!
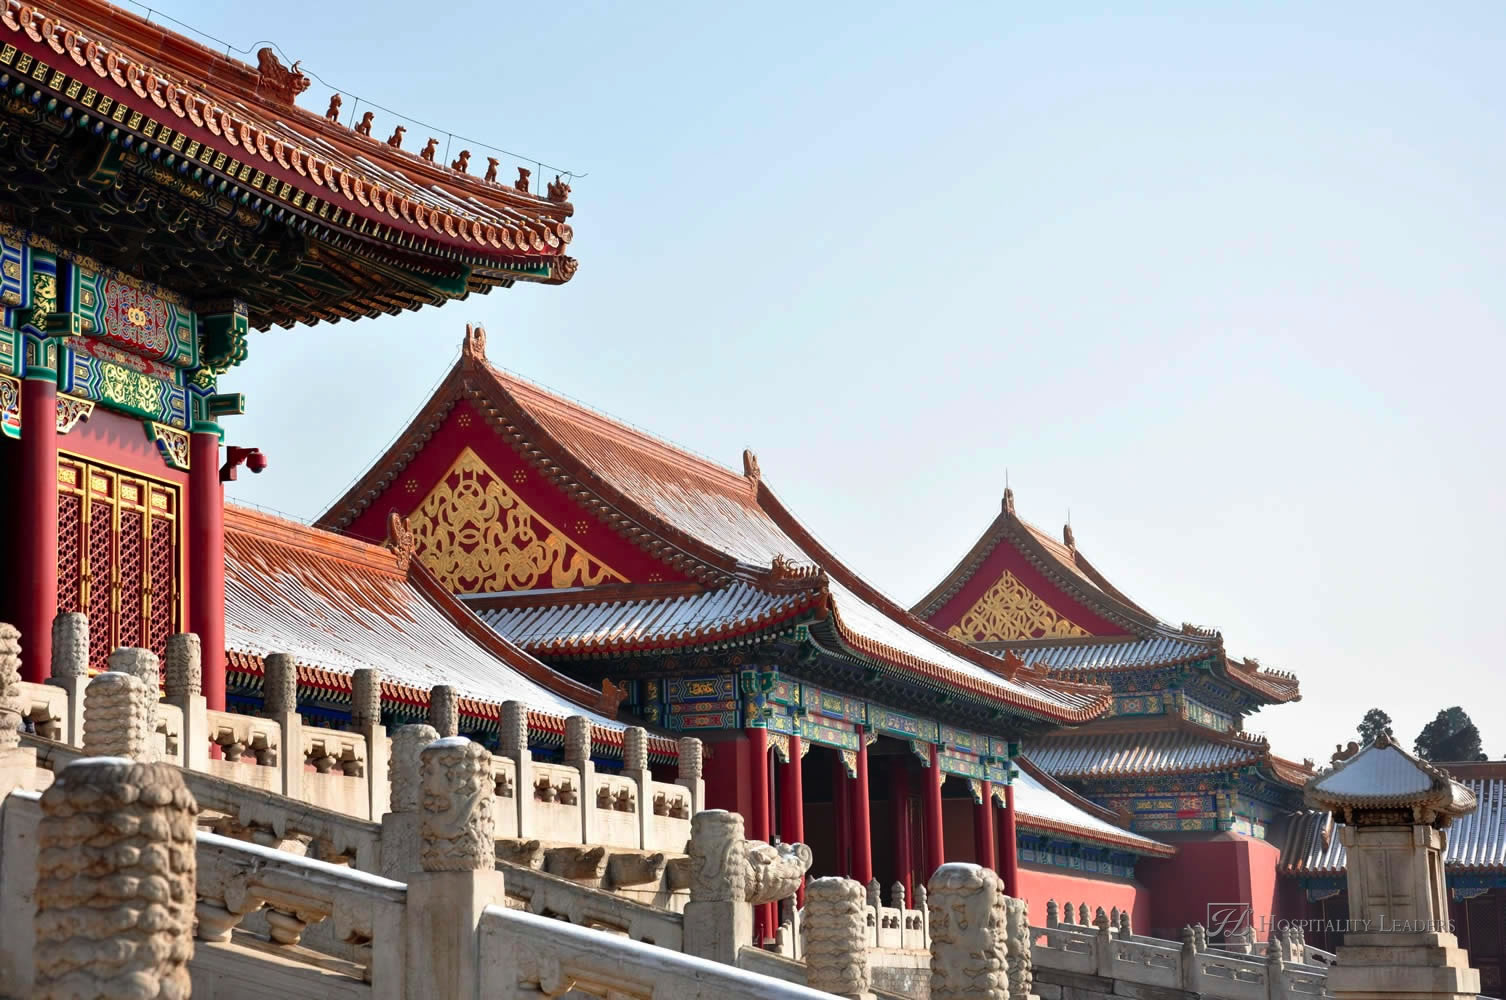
[{"left": 55, "top": 455, "right": 180, "bottom": 672}]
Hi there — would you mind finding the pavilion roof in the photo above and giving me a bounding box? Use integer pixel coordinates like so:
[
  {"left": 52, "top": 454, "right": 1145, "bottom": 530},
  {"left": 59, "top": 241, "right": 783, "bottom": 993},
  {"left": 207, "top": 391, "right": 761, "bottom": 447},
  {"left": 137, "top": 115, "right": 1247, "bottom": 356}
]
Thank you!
[
  {"left": 222, "top": 504, "right": 676, "bottom": 761},
  {"left": 320, "top": 327, "right": 1114, "bottom": 728},
  {"left": 1304, "top": 732, "right": 1477, "bottom": 822},
  {"left": 3, "top": 1, "right": 576, "bottom": 328},
  {"left": 1024, "top": 722, "right": 1312, "bottom": 786},
  {"left": 911, "top": 491, "right": 1301, "bottom": 707},
  {"left": 1012, "top": 757, "right": 1175, "bottom": 857}
]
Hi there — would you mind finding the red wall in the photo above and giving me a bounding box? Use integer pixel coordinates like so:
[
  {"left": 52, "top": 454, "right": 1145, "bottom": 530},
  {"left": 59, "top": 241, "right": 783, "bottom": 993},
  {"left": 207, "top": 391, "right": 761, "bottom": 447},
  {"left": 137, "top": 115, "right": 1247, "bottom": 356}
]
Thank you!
[
  {"left": 1138, "top": 834, "right": 1281, "bottom": 940},
  {"left": 1015, "top": 865, "right": 1152, "bottom": 932}
]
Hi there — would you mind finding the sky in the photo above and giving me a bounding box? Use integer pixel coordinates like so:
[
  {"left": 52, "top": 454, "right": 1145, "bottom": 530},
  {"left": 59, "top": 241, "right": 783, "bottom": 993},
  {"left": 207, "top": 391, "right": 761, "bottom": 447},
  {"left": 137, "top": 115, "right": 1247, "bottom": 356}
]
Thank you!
[{"left": 170, "top": 1, "right": 1506, "bottom": 765}]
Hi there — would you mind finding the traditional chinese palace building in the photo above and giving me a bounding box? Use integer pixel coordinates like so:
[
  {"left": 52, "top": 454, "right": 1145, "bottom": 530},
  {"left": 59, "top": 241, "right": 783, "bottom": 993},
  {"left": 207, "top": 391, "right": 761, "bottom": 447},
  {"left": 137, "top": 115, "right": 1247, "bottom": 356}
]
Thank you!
[
  {"left": 0, "top": 3, "right": 665, "bottom": 774},
  {"left": 913, "top": 491, "right": 1318, "bottom": 935},
  {"left": 8, "top": 0, "right": 1504, "bottom": 973}
]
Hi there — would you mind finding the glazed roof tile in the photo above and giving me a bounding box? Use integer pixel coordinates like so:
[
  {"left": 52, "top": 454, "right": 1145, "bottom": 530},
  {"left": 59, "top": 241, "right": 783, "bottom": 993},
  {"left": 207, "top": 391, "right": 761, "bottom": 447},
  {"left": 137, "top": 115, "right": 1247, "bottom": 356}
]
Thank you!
[
  {"left": 986, "top": 628, "right": 1216, "bottom": 672},
  {"left": 1282, "top": 773, "right": 1506, "bottom": 874},
  {"left": 320, "top": 332, "right": 1114, "bottom": 725},
  {"left": 13, "top": 0, "right": 576, "bottom": 302},
  {"left": 1012, "top": 762, "right": 1175, "bottom": 856},
  {"left": 468, "top": 581, "right": 817, "bottom": 654},
  {"left": 1304, "top": 734, "right": 1477, "bottom": 818},
  {"left": 223, "top": 505, "right": 644, "bottom": 740},
  {"left": 1024, "top": 727, "right": 1274, "bottom": 779}
]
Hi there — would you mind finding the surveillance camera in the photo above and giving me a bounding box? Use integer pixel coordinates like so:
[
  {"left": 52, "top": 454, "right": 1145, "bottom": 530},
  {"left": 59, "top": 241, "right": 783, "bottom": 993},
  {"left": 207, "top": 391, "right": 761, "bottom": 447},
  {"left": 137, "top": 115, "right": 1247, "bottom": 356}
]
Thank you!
[{"left": 247, "top": 450, "right": 268, "bottom": 474}]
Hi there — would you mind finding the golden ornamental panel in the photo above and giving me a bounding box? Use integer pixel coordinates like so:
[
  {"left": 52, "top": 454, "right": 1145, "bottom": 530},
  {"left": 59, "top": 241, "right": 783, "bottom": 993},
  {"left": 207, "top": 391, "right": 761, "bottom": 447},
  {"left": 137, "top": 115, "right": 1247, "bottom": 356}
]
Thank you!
[
  {"left": 410, "top": 446, "right": 626, "bottom": 593},
  {"left": 946, "top": 568, "right": 1089, "bottom": 641}
]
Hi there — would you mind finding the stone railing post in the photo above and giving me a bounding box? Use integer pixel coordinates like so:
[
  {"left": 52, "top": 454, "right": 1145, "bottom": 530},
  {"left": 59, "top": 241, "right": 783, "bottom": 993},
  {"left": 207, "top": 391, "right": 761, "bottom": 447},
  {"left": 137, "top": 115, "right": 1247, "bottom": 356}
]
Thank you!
[
  {"left": 107, "top": 647, "right": 161, "bottom": 761},
  {"left": 1266, "top": 932, "right": 1287, "bottom": 1000},
  {"left": 164, "top": 633, "right": 208, "bottom": 771},
  {"left": 352, "top": 668, "right": 388, "bottom": 821},
  {"left": 46, "top": 612, "right": 88, "bottom": 746},
  {"left": 1094, "top": 906, "right": 1115, "bottom": 977},
  {"left": 622, "top": 726, "right": 652, "bottom": 849},
  {"left": 565, "top": 715, "right": 594, "bottom": 844},
  {"left": 915, "top": 885, "right": 928, "bottom": 948},
  {"left": 261, "top": 652, "right": 301, "bottom": 799},
  {"left": 380, "top": 722, "right": 439, "bottom": 879},
  {"left": 1180, "top": 926, "right": 1204, "bottom": 993},
  {"left": 500, "top": 700, "right": 533, "bottom": 841},
  {"left": 35, "top": 758, "right": 197, "bottom": 999},
  {"left": 428, "top": 683, "right": 458, "bottom": 738},
  {"left": 684, "top": 809, "right": 751, "bottom": 965},
  {"left": 82, "top": 672, "right": 154, "bottom": 760},
  {"left": 0, "top": 622, "right": 38, "bottom": 800},
  {"left": 805, "top": 877, "right": 873, "bottom": 1000},
  {"left": 405, "top": 736, "right": 504, "bottom": 1000},
  {"left": 1006, "top": 897, "right": 1033, "bottom": 1000},
  {"left": 1118, "top": 909, "right": 1131, "bottom": 939},
  {"left": 928, "top": 863, "right": 1007, "bottom": 1000},
  {"left": 676, "top": 735, "right": 705, "bottom": 815},
  {"left": 1046, "top": 898, "right": 1059, "bottom": 928}
]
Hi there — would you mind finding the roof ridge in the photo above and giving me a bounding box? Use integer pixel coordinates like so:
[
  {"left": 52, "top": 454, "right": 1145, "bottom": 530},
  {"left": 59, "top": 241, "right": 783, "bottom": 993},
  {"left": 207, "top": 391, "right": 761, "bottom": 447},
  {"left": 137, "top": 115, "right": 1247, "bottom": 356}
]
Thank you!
[
  {"left": 484, "top": 362, "right": 755, "bottom": 497},
  {"left": 226, "top": 503, "right": 400, "bottom": 575}
]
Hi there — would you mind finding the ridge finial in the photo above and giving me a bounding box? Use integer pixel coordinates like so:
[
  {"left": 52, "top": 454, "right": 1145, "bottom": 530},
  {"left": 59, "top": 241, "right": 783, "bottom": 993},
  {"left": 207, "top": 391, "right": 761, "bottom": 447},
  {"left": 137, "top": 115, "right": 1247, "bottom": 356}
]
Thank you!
[
  {"left": 743, "top": 449, "right": 760, "bottom": 482},
  {"left": 462, "top": 323, "right": 488, "bottom": 367},
  {"left": 387, "top": 511, "right": 416, "bottom": 573},
  {"left": 1003, "top": 486, "right": 1016, "bottom": 515}
]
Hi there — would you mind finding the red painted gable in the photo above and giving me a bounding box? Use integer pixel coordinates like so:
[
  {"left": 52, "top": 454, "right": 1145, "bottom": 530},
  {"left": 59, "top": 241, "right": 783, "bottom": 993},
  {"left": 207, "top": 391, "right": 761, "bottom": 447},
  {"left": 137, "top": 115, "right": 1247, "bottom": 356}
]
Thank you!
[
  {"left": 925, "top": 539, "right": 1123, "bottom": 639},
  {"left": 343, "top": 399, "right": 686, "bottom": 590}
]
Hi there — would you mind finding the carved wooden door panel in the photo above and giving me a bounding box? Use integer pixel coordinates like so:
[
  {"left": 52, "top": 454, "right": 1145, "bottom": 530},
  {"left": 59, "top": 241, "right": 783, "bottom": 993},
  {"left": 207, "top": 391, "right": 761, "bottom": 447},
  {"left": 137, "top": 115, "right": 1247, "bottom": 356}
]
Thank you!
[{"left": 56, "top": 455, "right": 179, "bottom": 671}]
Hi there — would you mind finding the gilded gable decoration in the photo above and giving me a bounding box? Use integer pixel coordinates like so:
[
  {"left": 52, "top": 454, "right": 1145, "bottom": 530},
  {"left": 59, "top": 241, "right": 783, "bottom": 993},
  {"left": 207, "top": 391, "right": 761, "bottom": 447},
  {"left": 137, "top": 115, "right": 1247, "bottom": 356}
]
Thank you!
[
  {"left": 946, "top": 569, "right": 1088, "bottom": 641},
  {"left": 410, "top": 447, "right": 625, "bottom": 593}
]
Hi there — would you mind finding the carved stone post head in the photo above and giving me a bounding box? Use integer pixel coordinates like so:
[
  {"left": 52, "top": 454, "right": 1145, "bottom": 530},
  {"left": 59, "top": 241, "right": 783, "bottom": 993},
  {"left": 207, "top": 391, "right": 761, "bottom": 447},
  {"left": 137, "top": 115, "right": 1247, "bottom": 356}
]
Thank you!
[
  {"left": 164, "top": 633, "right": 201, "bottom": 699},
  {"left": 108, "top": 646, "right": 161, "bottom": 694},
  {"left": 428, "top": 684, "right": 458, "bottom": 737},
  {"left": 623, "top": 726, "right": 648, "bottom": 772},
  {"left": 1061, "top": 900, "right": 1074, "bottom": 925},
  {"left": 1046, "top": 899, "right": 1059, "bottom": 928},
  {"left": 51, "top": 612, "right": 88, "bottom": 680},
  {"left": 892, "top": 881, "right": 907, "bottom": 911},
  {"left": 0, "top": 623, "right": 19, "bottom": 750},
  {"left": 82, "top": 672, "right": 155, "bottom": 760},
  {"left": 1006, "top": 896, "right": 1033, "bottom": 1000},
  {"left": 500, "top": 700, "right": 528, "bottom": 760},
  {"left": 1118, "top": 909, "right": 1131, "bottom": 937},
  {"left": 262, "top": 652, "right": 298, "bottom": 716},
  {"left": 928, "top": 863, "right": 1007, "bottom": 1000},
  {"left": 1078, "top": 903, "right": 1089, "bottom": 927},
  {"left": 35, "top": 758, "right": 198, "bottom": 998},
  {"left": 805, "top": 877, "right": 872, "bottom": 999},
  {"left": 565, "top": 715, "right": 591, "bottom": 770},
  {"left": 419, "top": 736, "right": 496, "bottom": 872},
  {"left": 677, "top": 736, "right": 703, "bottom": 781},
  {"left": 389, "top": 723, "right": 440, "bottom": 813},
  {"left": 1094, "top": 906, "right": 1110, "bottom": 933},
  {"left": 352, "top": 668, "right": 381, "bottom": 729},
  {"left": 688, "top": 809, "right": 746, "bottom": 903},
  {"left": 867, "top": 877, "right": 882, "bottom": 911}
]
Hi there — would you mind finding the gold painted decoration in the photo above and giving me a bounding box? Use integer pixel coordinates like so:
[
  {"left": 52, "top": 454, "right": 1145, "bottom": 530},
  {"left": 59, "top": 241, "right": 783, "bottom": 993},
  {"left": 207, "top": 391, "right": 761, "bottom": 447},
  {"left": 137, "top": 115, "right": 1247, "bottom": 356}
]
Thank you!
[
  {"left": 410, "top": 447, "right": 626, "bottom": 593},
  {"left": 946, "top": 568, "right": 1089, "bottom": 641},
  {"left": 55, "top": 394, "right": 94, "bottom": 434}
]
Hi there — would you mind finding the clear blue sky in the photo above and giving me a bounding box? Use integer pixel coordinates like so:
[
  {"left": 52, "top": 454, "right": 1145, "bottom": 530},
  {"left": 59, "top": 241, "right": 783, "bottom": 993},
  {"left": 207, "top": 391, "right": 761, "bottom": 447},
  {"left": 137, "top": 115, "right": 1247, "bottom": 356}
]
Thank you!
[{"left": 177, "top": 1, "right": 1504, "bottom": 765}]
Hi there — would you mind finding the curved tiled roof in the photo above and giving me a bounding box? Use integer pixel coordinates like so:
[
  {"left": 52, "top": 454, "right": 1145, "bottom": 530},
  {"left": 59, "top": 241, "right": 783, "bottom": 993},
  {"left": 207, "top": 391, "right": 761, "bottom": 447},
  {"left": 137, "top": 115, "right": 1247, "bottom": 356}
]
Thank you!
[
  {"left": 1304, "top": 734, "right": 1477, "bottom": 819},
  {"left": 5, "top": 0, "right": 577, "bottom": 329},
  {"left": 1281, "top": 772, "right": 1506, "bottom": 874},
  {"left": 223, "top": 505, "right": 674, "bottom": 758},
  {"left": 1025, "top": 727, "right": 1275, "bottom": 779},
  {"left": 320, "top": 329, "right": 1114, "bottom": 726},
  {"left": 985, "top": 629, "right": 1215, "bottom": 672},
  {"left": 1012, "top": 759, "right": 1175, "bottom": 857},
  {"left": 468, "top": 581, "right": 821, "bottom": 655}
]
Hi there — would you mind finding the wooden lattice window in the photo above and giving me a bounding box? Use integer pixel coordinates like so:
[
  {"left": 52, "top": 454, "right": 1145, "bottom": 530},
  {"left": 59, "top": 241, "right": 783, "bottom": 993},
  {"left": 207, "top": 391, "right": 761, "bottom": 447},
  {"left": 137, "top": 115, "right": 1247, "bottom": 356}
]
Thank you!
[{"left": 55, "top": 456, "right": 180, "bottom": 670}]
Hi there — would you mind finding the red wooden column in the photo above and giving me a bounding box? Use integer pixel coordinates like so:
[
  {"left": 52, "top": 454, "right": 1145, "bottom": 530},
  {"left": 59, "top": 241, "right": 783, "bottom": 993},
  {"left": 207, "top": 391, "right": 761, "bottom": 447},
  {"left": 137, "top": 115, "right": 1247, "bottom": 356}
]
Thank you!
[
  {"left": 19, "top": 373, "right": 57, "bottom": 682},
  {"left": 747, "top": 727, "right": 772, "bottom": 943},
  {"left": 833, "top": 752, "right": 851, "bottom": 876},
  {"left": 780, "top": 734, "right": 806, "bottom": 904},
  {"left": 851, "top": 738, "right": 873, "bottom": 886},
  {"left": 890, "top": 761, "right": 913, "bottom": 899},
  {"left": 189, "top": 430, "right": 226, "bottom": 711},
  {"left": 973, "top": 780, "right": 997, "bottom": 871},
  {"left": 1000, "top": 780, "right": 1020, "bottom": 897},
  {"left": 923, "top": 743, "right": 945, "bottom": 881}
]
